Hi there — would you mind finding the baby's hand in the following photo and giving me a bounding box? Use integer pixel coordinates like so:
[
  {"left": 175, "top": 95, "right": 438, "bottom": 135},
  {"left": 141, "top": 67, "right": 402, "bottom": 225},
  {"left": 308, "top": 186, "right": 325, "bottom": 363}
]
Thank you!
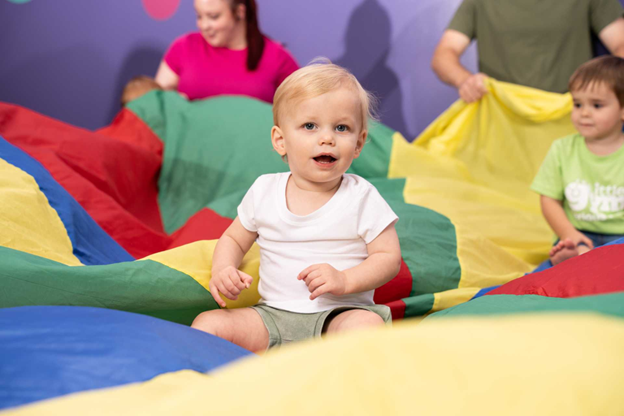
[
  {"left": 209, "top": 266, "right": 253, "bottom": 308},
  {"left": 297, "top": 263, "right": 347, "bottom": 301}
]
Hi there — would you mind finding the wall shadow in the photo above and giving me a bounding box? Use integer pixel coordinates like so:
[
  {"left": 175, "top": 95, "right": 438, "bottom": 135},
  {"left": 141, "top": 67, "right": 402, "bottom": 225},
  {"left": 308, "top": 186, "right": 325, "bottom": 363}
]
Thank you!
[
  {"left": 335, "top": 0, "right": 408, "bottom": 137},
  {"left": 106, "top": 45, "right": 164, "bottom": 124}
]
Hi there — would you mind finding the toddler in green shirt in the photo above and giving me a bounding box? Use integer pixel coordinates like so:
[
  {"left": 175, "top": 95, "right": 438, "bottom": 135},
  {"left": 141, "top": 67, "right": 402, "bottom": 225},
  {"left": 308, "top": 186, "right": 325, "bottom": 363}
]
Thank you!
[{"left": 531, "top": 56, "right": 624, "bottom": 265}]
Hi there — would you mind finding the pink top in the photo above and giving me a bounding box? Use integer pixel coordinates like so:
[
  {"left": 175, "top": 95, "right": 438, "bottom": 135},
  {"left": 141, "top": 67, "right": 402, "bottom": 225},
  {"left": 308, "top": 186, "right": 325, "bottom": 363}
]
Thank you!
[{"left": 164, "top": 32, "right": 299, "bottom": 103}]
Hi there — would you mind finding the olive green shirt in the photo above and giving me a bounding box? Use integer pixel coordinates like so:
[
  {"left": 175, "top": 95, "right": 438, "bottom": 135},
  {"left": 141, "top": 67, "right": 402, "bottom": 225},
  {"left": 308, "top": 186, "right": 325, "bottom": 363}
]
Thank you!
[{"left": 448, "top": 0, "right": 623, "bottom": 93}]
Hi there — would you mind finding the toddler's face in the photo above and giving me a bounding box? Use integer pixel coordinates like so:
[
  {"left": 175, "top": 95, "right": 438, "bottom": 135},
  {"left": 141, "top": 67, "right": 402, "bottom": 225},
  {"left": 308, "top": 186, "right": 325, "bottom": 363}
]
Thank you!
[
  {"left": 272, "top": 87, "right": 367, "bottom": 189},
  {"left": 571, "top": 82, "right": 624, "bottom": 141}
]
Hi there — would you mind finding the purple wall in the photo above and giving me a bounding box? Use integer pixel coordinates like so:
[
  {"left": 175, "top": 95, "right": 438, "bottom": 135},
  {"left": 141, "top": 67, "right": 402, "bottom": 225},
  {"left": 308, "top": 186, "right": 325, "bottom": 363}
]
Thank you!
[
  {"left": 259, "top": 0, "right": 477, "bottom": 139},
  {"left": 0, "top": 1, "right": 197, "bottom": 131},
  {"left": 0, "top": 0, "right": 472, "bottom": 138},
  {"left": 4, "top": 0, "right": 620, "bottom": 137}
]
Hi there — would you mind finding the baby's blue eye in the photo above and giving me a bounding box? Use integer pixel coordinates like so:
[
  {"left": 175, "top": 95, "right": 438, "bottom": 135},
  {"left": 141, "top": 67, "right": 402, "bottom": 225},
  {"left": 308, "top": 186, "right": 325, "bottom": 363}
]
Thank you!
[
  {"left": 303, "top": 123, "right": 315, "bottom": 130},
  {"left": 336, "top": 125, "right": 349, "bottom": 132},
  {"left": 593, "top": 103, "right": 603, "bottom": 109}
]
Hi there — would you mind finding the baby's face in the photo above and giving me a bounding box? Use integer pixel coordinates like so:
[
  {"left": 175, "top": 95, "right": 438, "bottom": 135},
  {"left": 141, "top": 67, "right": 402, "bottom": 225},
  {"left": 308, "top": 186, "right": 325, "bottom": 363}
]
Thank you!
[
  {"left": 272, "top": 87, "right": 367, "bottom": 190},
  {"left": 571, "top": 82, "right": 624, "bottom": 141}
]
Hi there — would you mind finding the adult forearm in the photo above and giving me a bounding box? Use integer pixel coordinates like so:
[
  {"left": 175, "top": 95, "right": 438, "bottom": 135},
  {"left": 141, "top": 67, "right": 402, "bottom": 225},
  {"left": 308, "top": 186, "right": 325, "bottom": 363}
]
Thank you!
[
  {"left": 432, "top": 49, "right": 473, "bottom": 88},
  {"left": 599, "top": 18, "right": 624, "bottom": 58},
  {"left": 342, "top": 252, "right": 402, "bottom": 295},
  {"left": 612, "top": 44, "right": 624, "bottom": 58},
  {"left": 154, "top": 61, "right": 179, "bottom": 90}
]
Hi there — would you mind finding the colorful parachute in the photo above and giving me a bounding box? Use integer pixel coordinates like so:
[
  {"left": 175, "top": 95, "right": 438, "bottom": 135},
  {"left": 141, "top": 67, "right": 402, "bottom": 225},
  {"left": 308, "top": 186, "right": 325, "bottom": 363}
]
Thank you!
[
  {"left": 0, "top": 306, "right": 252, "bottom": 409},
  {"left": 0, "top": 79, "right": 577, "bottom": 320},
  {"left": 5, "top": 309, "right": 624, "bottom": 415},
  {"left": 2, "top": 79, "right": 623, "bottom": 413}
]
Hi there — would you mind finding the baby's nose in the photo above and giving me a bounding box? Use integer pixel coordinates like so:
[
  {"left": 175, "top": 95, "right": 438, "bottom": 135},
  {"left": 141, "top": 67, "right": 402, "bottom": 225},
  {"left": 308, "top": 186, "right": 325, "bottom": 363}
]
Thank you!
[{"left": 319, "top": 133, "right": 335, "bottom": 145}]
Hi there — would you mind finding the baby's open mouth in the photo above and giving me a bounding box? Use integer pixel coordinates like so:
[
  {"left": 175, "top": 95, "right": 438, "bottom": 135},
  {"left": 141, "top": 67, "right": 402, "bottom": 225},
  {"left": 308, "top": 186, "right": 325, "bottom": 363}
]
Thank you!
[{"left": 313, "top": 155, "right": 337, "bottom": 164}]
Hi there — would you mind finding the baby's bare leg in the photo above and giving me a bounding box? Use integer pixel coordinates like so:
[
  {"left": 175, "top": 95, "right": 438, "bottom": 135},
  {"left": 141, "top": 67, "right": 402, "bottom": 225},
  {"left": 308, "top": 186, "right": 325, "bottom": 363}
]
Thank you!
[
  {"left": 191, "top": 308, "right": 269, "bottom": 353},
  {"left": 324, "top": 309, "right": 385, "bottom": 335}
]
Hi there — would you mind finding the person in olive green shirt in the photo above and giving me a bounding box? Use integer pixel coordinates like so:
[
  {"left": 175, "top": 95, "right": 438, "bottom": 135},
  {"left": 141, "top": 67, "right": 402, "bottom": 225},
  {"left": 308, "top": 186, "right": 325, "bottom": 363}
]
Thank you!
[
  {"left": 431, "top": 0, "right": 624, "bottom": 103},
  {"left": 531, "top": 56, "right": 624, "bottom": 265}
]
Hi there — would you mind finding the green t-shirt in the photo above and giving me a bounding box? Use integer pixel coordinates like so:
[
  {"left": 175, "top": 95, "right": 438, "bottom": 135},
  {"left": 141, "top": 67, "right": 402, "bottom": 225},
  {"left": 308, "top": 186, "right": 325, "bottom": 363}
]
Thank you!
[
  {"left": 448, "top": 0, "right": 623, "bottom": 93},
  {"left": 531, "top": 134, "right": 624, "bottom": 234}
]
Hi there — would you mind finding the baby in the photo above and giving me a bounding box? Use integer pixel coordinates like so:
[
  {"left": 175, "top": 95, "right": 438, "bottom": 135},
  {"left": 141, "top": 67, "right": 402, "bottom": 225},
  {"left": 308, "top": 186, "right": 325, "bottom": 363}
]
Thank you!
[
  {"left": 120, "top": 75, "right": 162, "bottom": 106},
  {"left": 192, "top": 61, "right": 402, "bottom": 352},
  {"left": 531, "top": 56, "right": 624, "bottom": 265}
]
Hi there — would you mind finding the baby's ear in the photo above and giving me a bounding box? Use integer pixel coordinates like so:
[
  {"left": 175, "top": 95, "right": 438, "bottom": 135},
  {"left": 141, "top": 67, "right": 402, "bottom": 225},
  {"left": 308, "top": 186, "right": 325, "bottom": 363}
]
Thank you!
[
  {"left": 271, "top": 126, "right": 287, "bottom": 157},
  {"left": 353, "top": 129, "right": 367, "bottom": 158}
]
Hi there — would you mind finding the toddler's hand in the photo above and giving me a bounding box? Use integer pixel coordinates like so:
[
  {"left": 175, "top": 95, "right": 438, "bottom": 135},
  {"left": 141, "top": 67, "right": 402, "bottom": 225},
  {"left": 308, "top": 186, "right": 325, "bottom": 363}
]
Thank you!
[
  {"left": 297, "top": 263, "right": 347, "bottom": 301},
  {"left": 209, "top": 266, "right": 253, "bottom": 308},
  {"left": 565, "top": 231, "right": 594, "bottom": 250}
]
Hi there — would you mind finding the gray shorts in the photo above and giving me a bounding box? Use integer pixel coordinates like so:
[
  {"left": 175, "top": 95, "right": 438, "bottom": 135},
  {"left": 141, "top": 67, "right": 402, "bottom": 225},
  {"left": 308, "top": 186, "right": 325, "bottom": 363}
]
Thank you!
[{"left": 251, "top": 304, "right": 392, "bottom": 349}]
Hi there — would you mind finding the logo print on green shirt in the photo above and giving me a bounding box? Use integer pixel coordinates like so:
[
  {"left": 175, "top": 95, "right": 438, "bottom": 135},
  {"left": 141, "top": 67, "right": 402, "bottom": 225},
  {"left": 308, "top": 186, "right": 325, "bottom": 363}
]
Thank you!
[{"left": 565, "top": 180, "right": 624, "bottom": 222}]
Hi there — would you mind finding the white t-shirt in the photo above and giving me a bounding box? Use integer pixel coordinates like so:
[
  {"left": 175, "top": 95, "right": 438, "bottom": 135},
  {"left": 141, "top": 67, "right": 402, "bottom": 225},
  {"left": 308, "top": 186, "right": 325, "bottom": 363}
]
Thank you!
[{"left": 237, "top": 172, "right": 398, "bottom": 313}]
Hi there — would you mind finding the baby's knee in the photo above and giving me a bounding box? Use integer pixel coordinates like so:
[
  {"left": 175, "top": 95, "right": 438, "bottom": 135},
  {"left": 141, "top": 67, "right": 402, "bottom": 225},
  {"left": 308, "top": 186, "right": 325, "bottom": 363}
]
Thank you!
[
  {"left": 191, "top": 309, "right": 230, "bottom": 335},
  {"left": 356, "top": 311, "right": 385, "bottom": 327},
  {"left": 330, "top": 309, "right": 385, "bottom": 333}
]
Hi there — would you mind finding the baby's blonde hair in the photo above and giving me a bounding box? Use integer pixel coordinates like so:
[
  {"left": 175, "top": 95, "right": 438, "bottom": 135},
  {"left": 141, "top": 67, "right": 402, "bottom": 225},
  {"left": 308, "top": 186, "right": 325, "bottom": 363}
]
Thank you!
[{"left": 272, "top": 58, "right": 378, "bottom": 131}]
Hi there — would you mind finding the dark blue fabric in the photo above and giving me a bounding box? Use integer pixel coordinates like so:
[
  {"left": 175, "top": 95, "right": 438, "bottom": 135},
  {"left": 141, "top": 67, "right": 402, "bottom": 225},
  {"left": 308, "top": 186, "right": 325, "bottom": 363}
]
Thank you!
[
  {"left": 0, "top": 306, "right": 252, "bottom": 410},
  {"left": 603, "top": 236, "right": 624, "bottom": 247},
  {"left": 0, "top": 136, "right": 133, "bottom": 265},
  {"left": 578, "top": 231, "right": 624, "bottom": 248},
  {"left": 533, "top": 258, "right": 554, "bottom": 273}
]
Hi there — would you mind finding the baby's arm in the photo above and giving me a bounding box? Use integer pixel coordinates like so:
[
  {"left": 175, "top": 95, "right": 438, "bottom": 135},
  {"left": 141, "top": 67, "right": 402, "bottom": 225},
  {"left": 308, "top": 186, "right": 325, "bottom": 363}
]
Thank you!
[
  {"left": 209, "top": 217, "right": 258, "bottom": 307},
  {"left": 540, "top": 195, "right": 593, "bottom": 249},
  {"left": 298, "top": 224, "right": 402, "bottom": 300}
]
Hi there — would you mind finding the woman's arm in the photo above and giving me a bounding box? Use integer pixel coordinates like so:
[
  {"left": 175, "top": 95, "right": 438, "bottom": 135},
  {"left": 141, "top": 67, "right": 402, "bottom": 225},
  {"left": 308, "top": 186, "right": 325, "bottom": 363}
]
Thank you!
[{"left": 154, "top": 60, "right": 180, "bottom": 90}]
